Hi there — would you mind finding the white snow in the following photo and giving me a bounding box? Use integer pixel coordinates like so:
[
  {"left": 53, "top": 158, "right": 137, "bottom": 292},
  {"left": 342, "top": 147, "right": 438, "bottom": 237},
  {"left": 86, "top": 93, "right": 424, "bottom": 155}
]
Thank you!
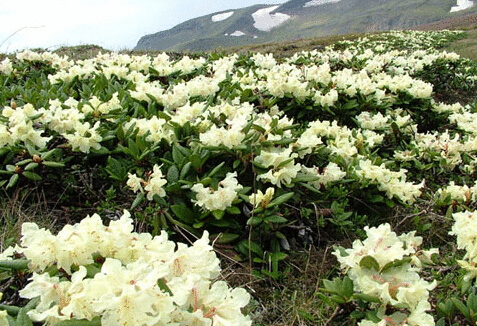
[
  {"left": 304, "top": 0, "right": 342, "bottom": 7},
  {"left": 230, "top": 31, "right": 246, "bottom": 36},
  {"left": 450, "top": 0, "right": 474, "bottom": 12},
  {"left": 225, "top": 31, "right": 258, "bottom": 38},
  {"left": 212, "top": 11, "right": 234, "bottom": 22},
  {"left": 252, "top": 5, "right": 291, "bottom": 31}
]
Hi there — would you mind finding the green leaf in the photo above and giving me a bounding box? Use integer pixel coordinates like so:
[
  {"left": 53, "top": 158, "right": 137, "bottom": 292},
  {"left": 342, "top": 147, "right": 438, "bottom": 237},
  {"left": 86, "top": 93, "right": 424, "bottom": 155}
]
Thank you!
[
  {"left": 22, "top": 171, "right": 42, "bottom": 181},
  {"left": 469, "top": 292, "right": 477, "bottom": 312},
  {"left": 239, "top": 239, "right": 264, "bottom": 257},
  {"left": 225, "top": 206, "right": 241, "bottom": 215},
  {"left": 180, "top": 162, "right": 193, "bottom": 180},
  {"left": 42, "top": 161, "right": 65, "bottom": 168},
  {"left": 16, "top": 308, "right": 33, "bottom": 326},
  {"left": 264, "top": 215, "right": 288, "bottom": 224},
  {"left": 55, "top": 317, "right": 102, "bottom": 326},
  {"left": 106, "top": 156, "right": 127, "bottom": 181},
  {"left": 270, "top": 251, "right": 288, "bottom": 261},
  {"left": 359, "top": 256, "right": 380, "bottom": 271},
  {"left": 342, "top": 99, "right": 358, "bottom": 110},
  {"left": 276, "top": 158, "right": 295, "bottom": 169},
  {"left": 365, "top": 310, "right": 382, "bottom": 323},
  {"left": 251, "top": 124, "right": 267, "bottom": 133},
  {"left": 0, "top": 259, "right": 29, "bottom": 270},
  {"left": 170, "top": 205, "right": 195, "bottom": 224},
  {"left": 116, "top": 124, "right": 125, "bottom": 141},
  {"left": 130, "top": 192, "right": 145, "bottom": 210},
  {"left": 267, "top": 192, "right": 294, "bottom": 208},
  {"left": 127, "top": 138, "right": 140, "bottom": 159},
  {"left": 189, "top": 154, "right": 202, "bottom": 170},
  {"left": 341, "top": 276, "right": 354, "bottom": 299},
  {"left": 212, "top": 209, "right": 225, "bottom": 220},
  {"left": 167, "top": 165, "right": 179, "bottom": 183},
  {"left": 207, "top": 162, "right": 225, "bottom": 178},
  {"left": 381, "top": 257, "right": 411, "bottom": 272},
  {"left": 16, "top": 159, "right": 33, "bottom": 166},
  {"left": 322, "top": 278, "right": 341, "bottom": 293},
  {"left": 85, "top": 264, "right": 101, "bottom": 278},
  {"left": 329, "top": 294, "right": 346, "bottom": 304},
  {"left": 315, "top": 292, "right": 335, "bottom": 308},
  {"left": 212, "top": 233, "right": 240, "bottom": 244},
  {"left": 0, "top": 304, "right": 20, "bottom": 316},
  {"left": 297, "top": 310, "right": 316, "bottom": 323},
  {"left": 437, "top": 300, "right": 455, "bottom": 317},
  {"left": 436, "top": 317, "right": 446, "bottom": 326},
  {"left": 352, "top": 293, "right": 381, "bottom": 303},
  {"left": 6, "top": 174, "right": 19, "bottom": 189},
  {"left": 172, "top": 144, "right": 185, "bottom": 166},
  {"left": 451, "top": 297, "right": 470, "bottom": 319},
  {"left": 193, "top": 222, "right": 205, "bottom": 228},
  {"left": 385, "top": 198, "right": 395, "bottom": 208},
  {"left": 246, "top": 216, "right": 262, "bottom": 226},
  {"left": 24, "top": 163, "right": 38, "bottom": 171},
  {"left": 293, "top": 173, "right": 321, "bottom": 183},
  {"left": 233, "top": 160, "right": 241, "bottom": 169},
  {"left": 461, "top": 278, "right": 472, "bottom": 295},
  {"left": 157, "top": 278, "right": 173, "bottom": 296}
]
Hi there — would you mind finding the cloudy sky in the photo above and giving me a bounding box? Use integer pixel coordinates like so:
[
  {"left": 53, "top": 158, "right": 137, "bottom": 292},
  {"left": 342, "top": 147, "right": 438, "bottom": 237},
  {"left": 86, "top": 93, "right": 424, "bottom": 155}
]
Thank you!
[{"left": 0, "top": 0, "right": 287, "bottom": 53}]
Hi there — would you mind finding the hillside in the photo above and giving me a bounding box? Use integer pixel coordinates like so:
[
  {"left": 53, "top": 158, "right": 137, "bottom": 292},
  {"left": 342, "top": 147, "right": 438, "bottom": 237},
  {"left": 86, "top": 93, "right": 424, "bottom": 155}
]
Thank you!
[{"left": 134, "top": 0, "right": 477, "bottom": 52}]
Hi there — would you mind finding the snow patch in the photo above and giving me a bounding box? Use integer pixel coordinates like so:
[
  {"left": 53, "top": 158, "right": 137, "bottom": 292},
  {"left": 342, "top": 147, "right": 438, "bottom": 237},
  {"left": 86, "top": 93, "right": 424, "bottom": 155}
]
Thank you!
[
  {"left": 450, "top": 0, "right": 474, "bottom": 12},
  {"left": 304, "top": 0, "right": 341, "bottom": 7},
  {"left": 225, "top": 31, "right": 258, "bottom": 38},
  {"left": 230, "top": 31, "right": 246, "bottom": 36},
  {"left": 212, "top": 11, "right": 234, "bottom": 22},
  {"left": 252, "top": 5, "right": 291, "bottom": 31}
]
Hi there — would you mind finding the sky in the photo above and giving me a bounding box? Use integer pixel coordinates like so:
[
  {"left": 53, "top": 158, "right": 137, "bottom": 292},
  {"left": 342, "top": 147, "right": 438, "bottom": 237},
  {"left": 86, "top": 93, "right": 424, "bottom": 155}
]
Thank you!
[{"left": 0, "top": 0, "right": 287, "bottom": 53}]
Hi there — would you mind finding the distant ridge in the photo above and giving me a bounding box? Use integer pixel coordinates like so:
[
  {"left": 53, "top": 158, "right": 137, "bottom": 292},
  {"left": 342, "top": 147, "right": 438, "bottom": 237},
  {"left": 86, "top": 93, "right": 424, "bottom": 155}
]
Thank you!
[
  {"left": 134, "top": 0, "right": 477, "bottom": 52},
  {"left": 410, "top": 11, "right": 477, "bottom": 30}
]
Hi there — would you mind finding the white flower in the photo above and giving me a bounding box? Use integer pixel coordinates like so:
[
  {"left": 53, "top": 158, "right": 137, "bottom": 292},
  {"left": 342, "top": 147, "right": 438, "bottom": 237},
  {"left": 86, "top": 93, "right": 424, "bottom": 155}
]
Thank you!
[
  {"left": 126, "top": 173, "right": 144, "bottom": 193},
  {"left": 249, "top": 187, "right": 275, "bottom": 208},
  {"left": 0, "top": 58, "right": 13, "bottom": 75},
  {"left": 301, "top": 162, "right": 346, "bottom": 188},
  {"left": 12, "top": 210, "right": 251, "bottom": 326},
  {"left": 63, "top": 121, "right": 102, "bottom": 153},
  {"left": 192, "top": 172, "right": 243, "bottom": 211},
  {"left": 144, "top": 164, "right": 168, "bottom": 200}
]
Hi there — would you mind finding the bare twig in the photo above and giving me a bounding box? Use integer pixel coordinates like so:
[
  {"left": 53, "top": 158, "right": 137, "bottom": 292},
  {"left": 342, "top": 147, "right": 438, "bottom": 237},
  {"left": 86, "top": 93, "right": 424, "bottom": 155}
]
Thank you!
[
  {"left": 324, "top": 306, "right": 341, "bottom": 326},
  {"left": 0, "top": 25, "right": 46, "bottom": 51}
]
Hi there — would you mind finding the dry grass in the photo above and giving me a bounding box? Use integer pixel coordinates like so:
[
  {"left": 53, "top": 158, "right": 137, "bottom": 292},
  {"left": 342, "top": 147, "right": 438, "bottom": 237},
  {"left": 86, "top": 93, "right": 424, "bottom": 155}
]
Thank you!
[
  {"left": 0, "top": 187, "right": 70, "bottom": 251},
  {"left": 218, "top": 245, "right": 340, "bottom": 326}
]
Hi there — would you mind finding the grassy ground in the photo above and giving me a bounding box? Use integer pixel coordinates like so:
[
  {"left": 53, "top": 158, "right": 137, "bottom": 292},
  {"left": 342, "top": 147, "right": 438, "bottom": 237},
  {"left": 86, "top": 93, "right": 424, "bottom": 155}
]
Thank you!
[{"left": 2, "top": 18, "right": 477, "bottom": 326}]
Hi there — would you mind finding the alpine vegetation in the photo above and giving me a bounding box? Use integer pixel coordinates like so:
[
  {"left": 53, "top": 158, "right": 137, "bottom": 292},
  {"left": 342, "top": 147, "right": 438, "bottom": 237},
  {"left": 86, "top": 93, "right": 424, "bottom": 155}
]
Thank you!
[{"left": 0, "top": 29, "right": 477, "bottom": 325}]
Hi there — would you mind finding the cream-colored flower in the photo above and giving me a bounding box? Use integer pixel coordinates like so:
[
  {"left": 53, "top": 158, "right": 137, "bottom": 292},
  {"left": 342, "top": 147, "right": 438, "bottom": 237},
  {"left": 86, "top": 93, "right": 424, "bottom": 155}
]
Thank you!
[
  {"left": 249, "top": 187, "right": 275, "bottom": 208},
  {"left": 144, "top": 164, "right": 167, "bottom": 200},
  {"left": 192, "top": 172, "right": 243, "bottom": 211}
]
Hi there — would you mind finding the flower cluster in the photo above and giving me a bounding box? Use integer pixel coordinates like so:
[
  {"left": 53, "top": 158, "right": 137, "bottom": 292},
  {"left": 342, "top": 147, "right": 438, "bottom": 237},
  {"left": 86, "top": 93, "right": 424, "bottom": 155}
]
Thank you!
[
  {"left": 355, "top": 159, "right": 425, "bottom": 204},
  {"left": 333, "top": 223, "right": 438, "bottom": 326},
  {"left": 450, "top": 210, "right": 477, "bottom": 282},
  {"left": 437, "top": 181, "right": 477, "bottom": 204},
  {"left": 2, "top": 211, "right": 251, "bottom": 326},
  {"left": 0, "top": 293, "right": 7, "bottom": 326},
  {"left": 191, "top": 172, "right": 243, "bottom": 211},
  {"left": 0, "top": 29, "right": 475, "bottom": 209},
  {"left": 127, "top": 164, "right": 168, "bottom": 200},
  {"left": 249, "top": 187, "right": 275, "bottom": 208}
]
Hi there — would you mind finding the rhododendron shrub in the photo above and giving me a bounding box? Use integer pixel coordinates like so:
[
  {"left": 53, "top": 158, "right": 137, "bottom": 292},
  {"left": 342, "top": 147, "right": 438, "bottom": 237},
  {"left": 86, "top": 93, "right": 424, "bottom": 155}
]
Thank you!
[
  {"left": 332, "top": 224, "right": 438, "bottom": 326},
  {"left": 0, "top": 211, "right": 251, "bottom": 326}
]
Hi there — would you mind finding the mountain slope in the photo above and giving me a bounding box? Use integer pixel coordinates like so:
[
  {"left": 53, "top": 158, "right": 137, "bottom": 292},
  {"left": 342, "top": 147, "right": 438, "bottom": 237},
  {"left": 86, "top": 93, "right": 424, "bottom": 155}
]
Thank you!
[{"left": 134, "top": 0, "right": 477, "bottom": 52}]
